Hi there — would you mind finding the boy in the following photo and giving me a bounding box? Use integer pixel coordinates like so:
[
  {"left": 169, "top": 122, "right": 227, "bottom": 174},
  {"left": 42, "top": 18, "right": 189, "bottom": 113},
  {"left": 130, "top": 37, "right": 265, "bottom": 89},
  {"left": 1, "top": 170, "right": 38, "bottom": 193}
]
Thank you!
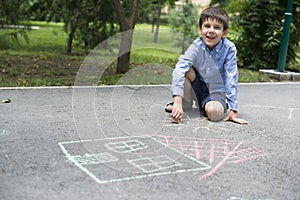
[{"left": 165, "top": 7, "right": 248, "bottom": 125}]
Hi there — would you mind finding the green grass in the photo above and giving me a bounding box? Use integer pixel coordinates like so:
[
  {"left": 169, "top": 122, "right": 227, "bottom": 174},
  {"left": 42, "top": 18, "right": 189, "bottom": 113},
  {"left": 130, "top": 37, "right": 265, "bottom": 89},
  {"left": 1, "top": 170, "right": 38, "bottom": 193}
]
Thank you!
[
  {"left": 1, "top": 21, "right": 85, "bottom": 56},
  {"left": 238, "top": 68, "right": 274, "bottom": 83},
  {"left": 98, "top": 48, "right": 178, "bottom": 85},
  {"left": 133, "top": 24, "right": 183, "bottom": 54},
  {"left": 0, "top": 22, "right": 297, "bottom": 87}
]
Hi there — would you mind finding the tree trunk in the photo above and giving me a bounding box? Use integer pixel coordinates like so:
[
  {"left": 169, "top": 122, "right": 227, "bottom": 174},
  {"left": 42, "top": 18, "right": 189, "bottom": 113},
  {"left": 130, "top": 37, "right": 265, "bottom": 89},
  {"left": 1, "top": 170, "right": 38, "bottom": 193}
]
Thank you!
[
  {"left": 116, "top": 30, "right": 134, "bottom": 73},
  {"left": 66, "top": 32, "right": 73, "bottom": 54},
  {"left": 66, "top": 22, "right": 76, "bottom": 54},
  {"left": 112, "top": 0, "right": 139, "bottom": 74},
  {"left": 151, "top": 13, "right": 156, "bottom": 33},
  {"left": 152, "top": 18, "right": 155, "bottom": 33},
  {"left": 153, "top": 1, "right": 163, "bottom": 43}
]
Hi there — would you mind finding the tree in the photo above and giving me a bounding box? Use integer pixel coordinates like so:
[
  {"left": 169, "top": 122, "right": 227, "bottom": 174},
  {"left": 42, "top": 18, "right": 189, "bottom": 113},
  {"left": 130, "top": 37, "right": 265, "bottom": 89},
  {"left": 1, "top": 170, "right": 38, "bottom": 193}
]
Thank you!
[
  {"left": 152, "top": 0, "right": 164, "bottom": 43},
  {"left": 0, "top": 0, "right": 31, "bottom": 47},
  {"left": 29, "top": 0, "right": 86, "bottom": 54},
  {"left": 210, "top": 0, "right": 232, "bottom": 7},
  {"left": 76, "top": 0, "right": 117, "bottom": 50},
  {"left": 228, "top": 0, "right": 300, "bottom": 70},
  {"left": 168, "top": 1, "right": 199, "bottom": 53},
  {"left": 152, "top": 0, "right": 175, "bottom": 43},
  {"left": 29, "top": 0, "right": 117, "bottom": 54},
  {"left": 112, "top": 0, "right": 139, "bottom": 74},
  {"left": 63, "top": 0, "right": 83, "bottom": 54}
]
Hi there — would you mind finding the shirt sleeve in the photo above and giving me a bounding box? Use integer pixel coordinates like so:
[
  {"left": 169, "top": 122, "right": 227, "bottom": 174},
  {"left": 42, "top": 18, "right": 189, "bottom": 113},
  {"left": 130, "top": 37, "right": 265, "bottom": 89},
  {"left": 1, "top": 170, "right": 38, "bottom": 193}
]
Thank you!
[
  {"left": 224, "top": 45, "right": 239, "bottom": 111},
  {"left": 171, "top": 43, "right": 197, "bottom": 97}
]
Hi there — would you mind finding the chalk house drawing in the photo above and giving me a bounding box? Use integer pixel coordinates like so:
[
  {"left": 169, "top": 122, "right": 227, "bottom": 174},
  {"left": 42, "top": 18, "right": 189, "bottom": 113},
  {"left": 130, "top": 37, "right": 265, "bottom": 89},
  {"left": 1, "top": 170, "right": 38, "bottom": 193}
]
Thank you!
[
  {"left": 59, "top": 133, "right": 268, "bottom": 184},
  {"left": 127, "top": 155, "right": 182, "bottom": 173},
  {"left": 58, "top": 136, "right": 211, "bottom": 184},
  {"left": 72, "top": 152, "right": 118, "bottom": 165},
  {"left": 104, "top": 140, "right": 148, "bottom": 153}
]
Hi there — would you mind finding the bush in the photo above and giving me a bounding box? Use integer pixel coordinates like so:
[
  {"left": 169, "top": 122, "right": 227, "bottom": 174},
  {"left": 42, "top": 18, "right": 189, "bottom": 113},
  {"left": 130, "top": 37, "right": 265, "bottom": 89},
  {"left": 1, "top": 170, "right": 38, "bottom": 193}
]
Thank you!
[
  {"left": 228, "top": 0, "right": 300, "bottom": 71},
  {"left": 168, "top": 2, "right": 199, "bottom": 54}
]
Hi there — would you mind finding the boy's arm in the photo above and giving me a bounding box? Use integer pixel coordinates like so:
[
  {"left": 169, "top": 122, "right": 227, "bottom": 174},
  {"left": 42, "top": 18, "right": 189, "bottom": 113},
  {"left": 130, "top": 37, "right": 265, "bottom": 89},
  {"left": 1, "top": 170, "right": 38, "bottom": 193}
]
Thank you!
[
  {"left": 223, "top": 44, "right": 248, "bottom": 124},
  {"left": 224, "top": 110, "right": 248, "bottom": 124},
  {"left": 171, "top": 40, "right": 199, "bottom": 121},
  {"left": 171, "top": 96, "right": 183, "bottom": 121}
]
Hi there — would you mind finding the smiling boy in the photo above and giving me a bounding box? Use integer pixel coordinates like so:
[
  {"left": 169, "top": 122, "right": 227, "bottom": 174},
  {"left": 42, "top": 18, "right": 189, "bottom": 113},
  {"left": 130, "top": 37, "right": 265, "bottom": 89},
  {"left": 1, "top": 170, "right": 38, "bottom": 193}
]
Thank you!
[{"left": 166, "top": 7, "right": 248, "bottom": 124}]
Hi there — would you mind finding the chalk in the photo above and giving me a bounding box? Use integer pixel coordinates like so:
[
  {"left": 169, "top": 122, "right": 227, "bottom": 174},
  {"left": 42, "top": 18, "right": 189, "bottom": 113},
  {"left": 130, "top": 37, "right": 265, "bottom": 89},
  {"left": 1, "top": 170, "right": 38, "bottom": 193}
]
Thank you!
[
  {"left": 200, "top": 141, "right": 244, "bottom": 180},
  {"left": 0, "top": 130, "right": 7, "bottom": 136},
  {"left": 246, "top": 104, "right": 300, "bottom": 120},
  {"left": 172, "top": 118, "right": 181, "bottom": 124},
  {"left": 2, "top": 99, "right": 12, "bottom": 103},
  {"left": 58, "top": 136, "right": 211, "bottom": 185}
]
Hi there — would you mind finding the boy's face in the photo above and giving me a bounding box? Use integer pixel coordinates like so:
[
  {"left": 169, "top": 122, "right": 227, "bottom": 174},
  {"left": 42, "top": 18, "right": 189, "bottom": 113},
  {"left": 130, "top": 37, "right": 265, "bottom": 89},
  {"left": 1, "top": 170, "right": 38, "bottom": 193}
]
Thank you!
[{"left": 199, "top": 18, "right": 228, "bottom": 50}]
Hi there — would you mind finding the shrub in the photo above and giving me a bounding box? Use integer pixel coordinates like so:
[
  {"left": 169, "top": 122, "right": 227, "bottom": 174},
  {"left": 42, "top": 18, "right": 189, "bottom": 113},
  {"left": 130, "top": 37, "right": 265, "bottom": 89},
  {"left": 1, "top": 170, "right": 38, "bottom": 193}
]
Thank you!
[
  {"left": 228, "top": 0, "right": 300, "bottom": 71},
  {"left": 168, "top": 2, "right": 199, "bottom": 54}
]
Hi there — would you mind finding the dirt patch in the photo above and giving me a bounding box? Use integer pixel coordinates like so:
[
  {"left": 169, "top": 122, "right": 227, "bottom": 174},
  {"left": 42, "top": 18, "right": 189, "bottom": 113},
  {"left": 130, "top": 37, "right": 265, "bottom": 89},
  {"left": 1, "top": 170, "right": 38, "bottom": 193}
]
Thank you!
[{"left": 0, "top": 55, "right": 82, "bottom": 86}]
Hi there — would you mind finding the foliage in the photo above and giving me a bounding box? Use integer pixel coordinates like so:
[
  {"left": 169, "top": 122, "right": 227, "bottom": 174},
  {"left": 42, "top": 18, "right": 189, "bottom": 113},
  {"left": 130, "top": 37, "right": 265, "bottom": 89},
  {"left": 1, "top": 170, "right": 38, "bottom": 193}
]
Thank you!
[
  {"left": 75, "top": 0, "right": 117, "bottom": 50},
  {"left": 25, "top": 0, "right": 117, "bottom": 53},
  {"left": 136, "top": 0, "right": 156, "bottom": 23},
  {"left": 168, "top": 2, "right": 199, "bottom": 53},
  {"left": 0, "top": 0, "right": 31, "bottom": 47},
  {"left": 210, "top": 0, "right": 232, "bottom": 7},
  {"left": 227, "top": 0, "right": 300, "bottom": 71},
  {"left": 1, "top": 0, "right": 176, "bottom": 55},
  {"left": 0, "top": 22, "right": 274, "bottom": 87},
  {"left": 279, "top": 0, "right": 300, "bottom": 71},
  {"left": 111, "top": 0, "right": 139, "bottom": 73}
]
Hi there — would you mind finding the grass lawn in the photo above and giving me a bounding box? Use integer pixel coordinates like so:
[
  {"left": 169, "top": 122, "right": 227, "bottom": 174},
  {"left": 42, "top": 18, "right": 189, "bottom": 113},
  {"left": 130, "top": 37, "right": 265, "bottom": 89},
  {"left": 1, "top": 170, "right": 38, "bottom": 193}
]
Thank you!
[{"left": 0, "top": 22, "right": 293, "bottom": 87}]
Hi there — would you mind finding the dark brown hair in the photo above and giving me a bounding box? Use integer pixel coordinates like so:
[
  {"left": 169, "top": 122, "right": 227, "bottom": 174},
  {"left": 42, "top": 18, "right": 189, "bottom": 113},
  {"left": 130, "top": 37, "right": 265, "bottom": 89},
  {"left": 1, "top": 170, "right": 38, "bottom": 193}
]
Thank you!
[{"left": 199, "top": 7, "right": 229, "bottom": 30}]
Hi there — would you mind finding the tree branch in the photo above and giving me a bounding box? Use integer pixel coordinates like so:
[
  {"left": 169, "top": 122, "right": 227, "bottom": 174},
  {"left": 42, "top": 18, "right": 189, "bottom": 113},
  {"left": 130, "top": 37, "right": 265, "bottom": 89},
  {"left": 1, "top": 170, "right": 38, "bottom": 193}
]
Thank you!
[{"left": 128, "top": 0, "right": 139, "bottom": 29}]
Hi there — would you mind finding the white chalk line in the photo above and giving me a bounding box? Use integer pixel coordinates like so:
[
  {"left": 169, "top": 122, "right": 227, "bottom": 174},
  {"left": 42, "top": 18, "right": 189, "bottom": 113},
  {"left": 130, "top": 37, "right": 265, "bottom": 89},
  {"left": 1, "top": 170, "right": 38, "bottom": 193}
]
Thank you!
[
  {"left": 127, "top": 155, "right": 182, "bottom": 173},
  {"left": 0, "top": 130, "right": 8, "bottom": 136},
  {"left": 246, "top": 104, "right": 300, "bottom": 119},
  {"left": 150, "top": 136, "right": 211, "bottom": 169},
  {"left": 58, "top": 142, "right": 101, "bottom": 183},
  {"left": 58, "top": 135, "right": 211, "bottom": 184}
]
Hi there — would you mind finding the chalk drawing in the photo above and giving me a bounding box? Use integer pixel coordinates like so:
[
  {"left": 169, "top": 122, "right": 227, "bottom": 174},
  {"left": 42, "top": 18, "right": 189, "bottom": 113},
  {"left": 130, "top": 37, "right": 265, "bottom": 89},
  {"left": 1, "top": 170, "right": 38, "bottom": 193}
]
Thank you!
[
  {"left": 246, "top": 104, "right": 300, "bottom": 120},
  {"left": 155, "top": 135, "right": 268, "bottom": 164},
  {"left": 58, "top": 136, "right": 211, "bottom": 184},
  {"left": 200, "top": 141, "right": 243, "bottom": 180},
  {"left": 127, "top": 155, "right": 182, "bottom": 173},
  {"left": 72, "top": 152, "right": 118, "bottom": 165},
  {"left": 59, "top": 133, "right": 268, "bottom": 183},
  {"left": 104, "top": 139, "right": 148, "bottom": 153},
  {"left": 227, "top": 198, "right": 274, "bottom": 200},
  {"left": 164, "top": 115, "right": 232, "bottom": 141},
  {"left": 227, "top": 196, "right": 247, "bottom": 200},
  {"left": 0, "top": 130, "right": 7, "bottom": 136},
  {"left": 154, "top": 135, "right": 268, "bottom": 179},
  {"left": 226, "top": 146, "right": 269, "bottom": 164}
]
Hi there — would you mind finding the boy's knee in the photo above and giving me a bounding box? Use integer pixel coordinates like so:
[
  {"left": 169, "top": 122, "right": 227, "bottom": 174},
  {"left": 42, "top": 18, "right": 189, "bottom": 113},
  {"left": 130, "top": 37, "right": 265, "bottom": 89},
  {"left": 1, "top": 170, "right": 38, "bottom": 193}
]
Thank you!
[
  {"left": 205, "top": 101, "right": 224, "bottom": 122},
  {"left": 185, "top": 67, "right": 196, "bottom": 82}
]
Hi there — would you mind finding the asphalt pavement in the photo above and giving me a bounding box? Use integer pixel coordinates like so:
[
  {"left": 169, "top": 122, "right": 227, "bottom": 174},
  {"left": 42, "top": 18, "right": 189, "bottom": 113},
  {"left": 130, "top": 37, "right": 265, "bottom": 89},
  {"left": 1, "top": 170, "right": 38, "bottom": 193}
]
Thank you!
[{"left": 1, "top": 83, "right": 300, "bottom": 200}]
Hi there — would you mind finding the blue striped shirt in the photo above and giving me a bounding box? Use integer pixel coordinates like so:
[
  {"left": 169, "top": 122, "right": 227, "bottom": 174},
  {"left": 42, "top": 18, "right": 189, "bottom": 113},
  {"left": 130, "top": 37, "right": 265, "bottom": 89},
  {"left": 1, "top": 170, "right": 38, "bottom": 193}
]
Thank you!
[{"left": 172, "top": 37, "right": 238, "bottom": 111}]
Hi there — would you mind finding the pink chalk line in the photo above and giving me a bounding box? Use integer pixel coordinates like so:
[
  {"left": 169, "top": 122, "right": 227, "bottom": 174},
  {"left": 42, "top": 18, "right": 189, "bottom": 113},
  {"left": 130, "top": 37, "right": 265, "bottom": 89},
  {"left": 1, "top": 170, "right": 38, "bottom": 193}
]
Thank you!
[
  {"left": 226, "top": 146, "right": 269, "bottom": 164},
  {"left": 156, "top": 135, "right": 268, "bottom": 178},
  {"left": 159, "top": 135, "right": 232, "bottom": 162},
  {"left": 200, "top": 141, "right": 244, "bottom": 180}
]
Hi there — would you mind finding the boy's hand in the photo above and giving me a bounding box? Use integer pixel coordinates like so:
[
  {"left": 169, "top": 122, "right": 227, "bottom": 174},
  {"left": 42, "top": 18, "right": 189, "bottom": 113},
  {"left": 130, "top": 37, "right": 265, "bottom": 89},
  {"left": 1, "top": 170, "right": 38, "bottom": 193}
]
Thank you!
[
  {"left": 224, "top": 110, "right": 248, "bottom": 125},
  {"left": 171, "top": 96, "right": 183, "bottom": 122}
]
